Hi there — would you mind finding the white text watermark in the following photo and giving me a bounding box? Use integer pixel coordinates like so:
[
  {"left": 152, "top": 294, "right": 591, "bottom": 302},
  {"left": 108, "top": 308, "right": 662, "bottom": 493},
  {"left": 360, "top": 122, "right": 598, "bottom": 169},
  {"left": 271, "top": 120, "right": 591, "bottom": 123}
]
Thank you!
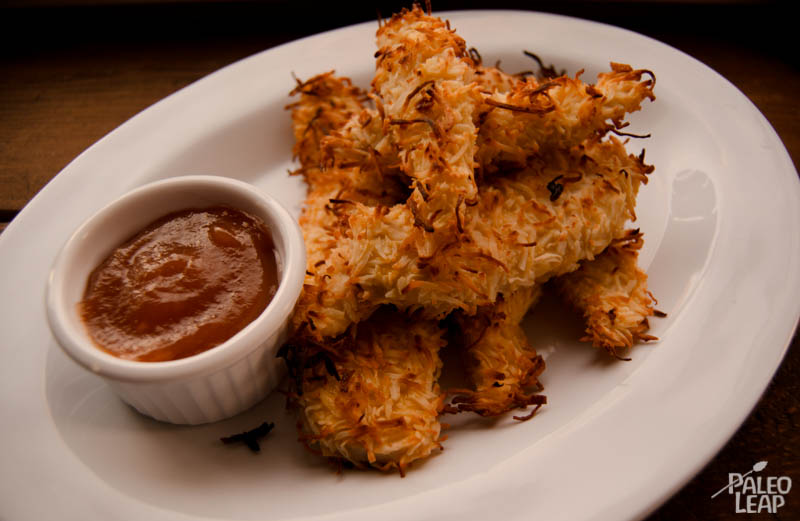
[{"left": 711, "top": 461, "right": 792, "bottom": 514}]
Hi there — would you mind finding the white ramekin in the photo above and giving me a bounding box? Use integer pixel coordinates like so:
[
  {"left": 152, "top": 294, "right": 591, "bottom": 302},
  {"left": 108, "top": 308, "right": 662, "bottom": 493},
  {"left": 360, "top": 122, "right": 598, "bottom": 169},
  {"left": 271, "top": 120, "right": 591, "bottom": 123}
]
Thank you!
[{"left": 45, "top": 175, "right": 306, "bottom": 425}]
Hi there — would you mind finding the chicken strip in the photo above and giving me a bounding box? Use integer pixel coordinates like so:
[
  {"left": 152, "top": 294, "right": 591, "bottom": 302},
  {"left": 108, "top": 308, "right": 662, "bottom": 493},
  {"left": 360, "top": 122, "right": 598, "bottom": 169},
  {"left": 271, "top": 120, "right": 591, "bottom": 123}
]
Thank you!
[
  {"left": 451, "top": 285, "right": 546, "bottom": 418},
  {"left": 287, "top": 71, "right": 368, "bottom": 183},
  {"left": 477, "top": 64, "right": 655, "bottom": 174},
  {"left": 373, "top": 5, "right": 482, "bottom": 232},
  {"left": 285, "top": 309, "right": 447, "bottom": 475},
  {"left": 292, "top": 136, "right": 653, "bottom": 341},
  {"left": 553, "top": 228, "right": 658, "bottom": 358},
  {"left": 288, "top": 72, "right": 409, "bottom": 305},
  {"left": 451, "top": 228, "right": 656, "bottom": 416},
  {"left": 321, "top": 63, "right": 654, "bottom": 182},
  {"left": 287, "top": 75, "right": 447, "bottom": 473}
]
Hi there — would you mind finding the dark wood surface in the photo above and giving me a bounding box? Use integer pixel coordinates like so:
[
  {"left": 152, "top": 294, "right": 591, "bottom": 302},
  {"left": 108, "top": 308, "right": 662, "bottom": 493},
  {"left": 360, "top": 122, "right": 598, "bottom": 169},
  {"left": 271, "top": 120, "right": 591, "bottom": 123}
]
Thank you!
[{"left": 2, "top": 2, "right": 798, "bottom": 519}]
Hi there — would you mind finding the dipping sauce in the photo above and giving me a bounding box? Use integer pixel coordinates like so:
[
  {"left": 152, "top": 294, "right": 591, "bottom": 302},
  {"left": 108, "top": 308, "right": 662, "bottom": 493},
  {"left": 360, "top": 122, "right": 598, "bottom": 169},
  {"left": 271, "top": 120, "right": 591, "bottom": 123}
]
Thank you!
[{"left": 80, "top": 207, "right": 278, "bottom": 362}]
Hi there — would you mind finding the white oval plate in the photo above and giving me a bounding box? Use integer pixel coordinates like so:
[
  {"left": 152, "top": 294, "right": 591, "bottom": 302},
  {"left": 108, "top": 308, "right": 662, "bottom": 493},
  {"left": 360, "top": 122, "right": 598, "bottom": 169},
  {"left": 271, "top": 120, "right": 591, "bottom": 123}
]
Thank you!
[{"left": 1, "top": 10, "right": 798, "bottom": 521}]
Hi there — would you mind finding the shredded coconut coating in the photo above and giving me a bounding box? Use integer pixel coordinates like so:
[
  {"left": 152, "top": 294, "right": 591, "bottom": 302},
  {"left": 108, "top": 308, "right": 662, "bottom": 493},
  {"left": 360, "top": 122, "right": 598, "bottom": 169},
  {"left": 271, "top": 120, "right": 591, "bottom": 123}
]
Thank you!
[
  {"left": 477, "top": 64, "right": 655, "bottom": 174},
  {"left": 316, "top": 111, "right": 407, "bottom": 202},
  {"left": 474, "top": 65, "right": 521, "bottom": 94},
  {"left": 289, "top": 74, "right": 409, "bottom": 304},
  {"left": 451, "top": 286, "right": 546, "bottom": 417},
  {"left": 290, "top": 309, "right": 447, "bottom": 475},
  {"left": 373, "top": 5, "right": 481, "bottom": 232},
  {"left": 322, "top": 63, "right": 654, "bottom": 182},
  {"left": 287, "top": 75, "right": 447, "bottom": 473},
  {"left": 287, "top": 71, "right": 368, "bottom": 183},
  {"left": 554, "top": 229, "right": 658, "bottom": 357},
  {"left": 292, "top": 137, "right": 653, "bottom": 341}
]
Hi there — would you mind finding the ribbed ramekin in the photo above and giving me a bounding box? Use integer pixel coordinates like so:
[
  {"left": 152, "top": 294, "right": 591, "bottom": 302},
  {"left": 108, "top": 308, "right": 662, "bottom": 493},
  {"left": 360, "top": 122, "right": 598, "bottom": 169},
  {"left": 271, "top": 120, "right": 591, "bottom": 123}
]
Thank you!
[{"left": 45, "top": 175, "right": 305, "bottom": 424}]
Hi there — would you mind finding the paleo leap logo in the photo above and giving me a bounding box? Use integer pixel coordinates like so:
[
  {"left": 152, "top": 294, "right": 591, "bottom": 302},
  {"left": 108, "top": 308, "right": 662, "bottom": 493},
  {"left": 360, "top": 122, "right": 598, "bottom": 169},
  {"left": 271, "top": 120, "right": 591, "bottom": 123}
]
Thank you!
[{"left": 711, "top": 461, "right": 792, "bottom": 514}]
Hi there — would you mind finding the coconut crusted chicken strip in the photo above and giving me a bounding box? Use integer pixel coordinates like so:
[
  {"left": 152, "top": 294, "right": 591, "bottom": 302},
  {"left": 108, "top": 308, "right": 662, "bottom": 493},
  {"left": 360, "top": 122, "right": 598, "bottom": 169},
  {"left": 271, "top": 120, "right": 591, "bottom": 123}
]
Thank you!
[
  {"left": 326, "top": 63, "right": 654, "bottom": 183},
  {"left": 554, "top": 229, "right": 658, "bottom": 358},
  {"left": 359, "top": 48, "right": 655, "bottom": 178},
  {"left": 288, "top": 70, "right": 412, "bottom": 300},
  {"left": 451, "top": 285, "right": 546, "bottom": 418},
  {"left": 286, "top": 309, "right": 447, "bottom": 475},
  {"left": 287, "top": 73, "right": 448, "bottom": 474},
  {"left": 285, "top": 70, "right": 394, "bottom": 191},
  {"left": 292, "top": 136, "right": 653, "bottom": 341},
  {"left": 288, "top": 76, "right": 372, "bottom": 298},
  {"left": 373, "top": 5, "right": 482, "bottom": 232},
  {"left": 287, "top": 71, "right": 368, "bottom": 183},
  {"left": 477, "top": 64, "right": 655, "bottom": 174},
  {"left": 297, "top": 154, "right": 409, "bottom": 318}
]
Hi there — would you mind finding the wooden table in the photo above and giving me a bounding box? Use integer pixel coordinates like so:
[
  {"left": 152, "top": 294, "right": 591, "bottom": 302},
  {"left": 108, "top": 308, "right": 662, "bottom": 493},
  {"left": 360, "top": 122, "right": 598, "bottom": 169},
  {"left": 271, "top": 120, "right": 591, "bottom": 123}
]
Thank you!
[{"left": 2, "top": 1, "right": 797, "bottom": 519}]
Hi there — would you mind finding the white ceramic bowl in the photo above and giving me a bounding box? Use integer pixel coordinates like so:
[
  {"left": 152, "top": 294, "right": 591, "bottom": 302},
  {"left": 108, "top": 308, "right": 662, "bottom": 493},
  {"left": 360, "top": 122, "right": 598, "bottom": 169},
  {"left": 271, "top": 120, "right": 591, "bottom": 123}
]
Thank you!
[{"left": 45, "top": 175, "right": 306, "bottom": 425}]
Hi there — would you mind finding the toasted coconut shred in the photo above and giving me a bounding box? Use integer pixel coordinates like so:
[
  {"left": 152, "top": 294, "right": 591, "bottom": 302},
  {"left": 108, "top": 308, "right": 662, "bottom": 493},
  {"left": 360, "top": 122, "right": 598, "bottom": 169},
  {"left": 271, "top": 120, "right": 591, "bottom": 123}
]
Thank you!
[{"left": 283, "top": 4, "right": 661, "bottom": 474}]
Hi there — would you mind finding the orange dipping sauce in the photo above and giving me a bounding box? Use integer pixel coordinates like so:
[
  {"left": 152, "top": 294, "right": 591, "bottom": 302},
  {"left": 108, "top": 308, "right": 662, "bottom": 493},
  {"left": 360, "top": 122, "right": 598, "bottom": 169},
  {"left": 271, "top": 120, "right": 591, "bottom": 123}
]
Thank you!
[{"left": 80, "top": 207, "right": 278, "bottom": 362}]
